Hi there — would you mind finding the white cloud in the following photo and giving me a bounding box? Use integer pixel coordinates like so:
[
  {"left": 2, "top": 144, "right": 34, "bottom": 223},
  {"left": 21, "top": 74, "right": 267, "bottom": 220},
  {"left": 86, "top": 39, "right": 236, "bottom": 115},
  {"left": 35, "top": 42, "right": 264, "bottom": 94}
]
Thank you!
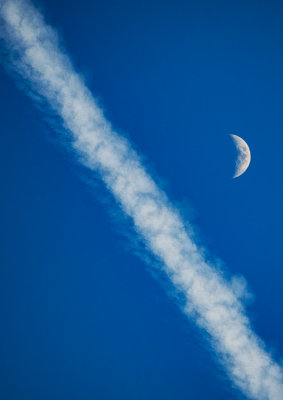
[{"left": 0, "top": 1, "right": 282, "bottom": 398}]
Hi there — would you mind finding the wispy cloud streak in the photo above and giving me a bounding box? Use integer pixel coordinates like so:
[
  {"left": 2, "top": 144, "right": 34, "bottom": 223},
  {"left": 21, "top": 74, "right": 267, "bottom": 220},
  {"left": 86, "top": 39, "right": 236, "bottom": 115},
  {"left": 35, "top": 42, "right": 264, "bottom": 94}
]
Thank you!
[{"left": 0, "top": 1, "right": 282, "bottom": 398}]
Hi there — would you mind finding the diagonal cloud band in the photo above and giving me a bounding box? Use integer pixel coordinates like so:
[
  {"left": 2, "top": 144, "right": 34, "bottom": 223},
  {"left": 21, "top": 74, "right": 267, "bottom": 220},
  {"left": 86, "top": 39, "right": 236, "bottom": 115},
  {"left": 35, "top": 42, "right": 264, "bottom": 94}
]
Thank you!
[{"left": 0, "top": 1, "right": 282, "bottom": 398}]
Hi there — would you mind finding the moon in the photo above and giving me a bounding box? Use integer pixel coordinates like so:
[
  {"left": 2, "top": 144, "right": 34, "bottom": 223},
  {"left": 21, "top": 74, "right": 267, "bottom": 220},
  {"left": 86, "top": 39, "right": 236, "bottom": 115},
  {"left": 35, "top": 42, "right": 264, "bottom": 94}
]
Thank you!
[{"left": 230, "top": 134, "right": 251, "bottom": 178}]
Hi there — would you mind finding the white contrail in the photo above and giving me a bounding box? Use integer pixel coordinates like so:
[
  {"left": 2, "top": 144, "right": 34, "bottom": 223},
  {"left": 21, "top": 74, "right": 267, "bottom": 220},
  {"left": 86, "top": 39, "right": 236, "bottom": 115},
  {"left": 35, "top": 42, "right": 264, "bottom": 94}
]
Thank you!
[{"left": 0, "top": 1, "right": 282, "bottom": 398}]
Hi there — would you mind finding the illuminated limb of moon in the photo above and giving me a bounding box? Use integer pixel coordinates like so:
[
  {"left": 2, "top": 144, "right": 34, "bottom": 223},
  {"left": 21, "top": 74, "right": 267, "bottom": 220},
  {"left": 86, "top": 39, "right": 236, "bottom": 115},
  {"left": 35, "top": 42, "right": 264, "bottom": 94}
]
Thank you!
[{"left": 230, "top": 134, "right": 251, "bottom": 178}]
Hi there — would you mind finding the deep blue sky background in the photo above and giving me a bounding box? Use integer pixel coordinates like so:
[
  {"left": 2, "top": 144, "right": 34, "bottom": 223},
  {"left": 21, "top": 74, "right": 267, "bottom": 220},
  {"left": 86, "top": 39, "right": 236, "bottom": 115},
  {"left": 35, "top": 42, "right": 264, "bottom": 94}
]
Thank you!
[{"left": 0, "top": 0, "right": 283, "bottom": 399}]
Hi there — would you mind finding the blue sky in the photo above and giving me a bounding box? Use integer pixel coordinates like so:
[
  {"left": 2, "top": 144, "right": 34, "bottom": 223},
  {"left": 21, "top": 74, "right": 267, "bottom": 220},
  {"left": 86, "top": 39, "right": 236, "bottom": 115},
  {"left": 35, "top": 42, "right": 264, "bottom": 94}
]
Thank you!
[{"left": 0, "top": 0, "right": 282, "bottom": 399}]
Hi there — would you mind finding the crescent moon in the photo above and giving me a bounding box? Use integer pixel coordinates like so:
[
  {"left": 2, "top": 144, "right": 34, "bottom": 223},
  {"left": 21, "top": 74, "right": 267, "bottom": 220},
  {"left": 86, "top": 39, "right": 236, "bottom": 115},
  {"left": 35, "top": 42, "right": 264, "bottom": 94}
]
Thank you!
[{"left": 230, "top": 134, "right": 251, "bottom": 178}]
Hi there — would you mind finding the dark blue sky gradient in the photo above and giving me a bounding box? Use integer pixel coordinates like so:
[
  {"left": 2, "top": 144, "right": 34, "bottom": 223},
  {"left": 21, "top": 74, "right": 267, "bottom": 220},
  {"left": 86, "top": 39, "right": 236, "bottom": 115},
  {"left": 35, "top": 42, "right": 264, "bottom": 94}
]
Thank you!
[{"left": 0, "top": 0, "right": 282, "bottom": 399}]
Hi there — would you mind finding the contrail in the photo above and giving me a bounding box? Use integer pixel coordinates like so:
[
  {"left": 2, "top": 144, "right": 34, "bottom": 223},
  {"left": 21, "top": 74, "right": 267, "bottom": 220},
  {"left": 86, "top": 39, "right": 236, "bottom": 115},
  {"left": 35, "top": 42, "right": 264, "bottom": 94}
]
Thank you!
[{"left": 0, "top": 1, "right": 282, "bottom": 398}]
